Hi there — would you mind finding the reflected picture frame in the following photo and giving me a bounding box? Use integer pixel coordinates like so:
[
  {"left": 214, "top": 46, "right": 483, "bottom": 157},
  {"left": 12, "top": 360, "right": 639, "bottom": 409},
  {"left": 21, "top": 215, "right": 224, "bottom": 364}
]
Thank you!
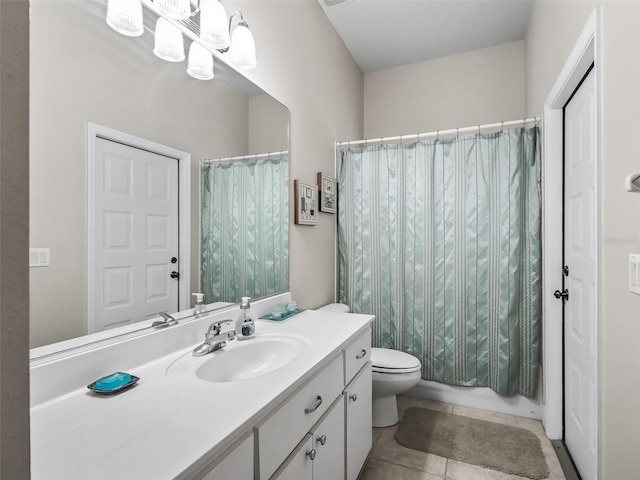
[
  {"left": 317, "top": 172, "right": 337, "bottom": 214},
  {"left": 294, "top": 180, "right": 318, "bottom": 225}
]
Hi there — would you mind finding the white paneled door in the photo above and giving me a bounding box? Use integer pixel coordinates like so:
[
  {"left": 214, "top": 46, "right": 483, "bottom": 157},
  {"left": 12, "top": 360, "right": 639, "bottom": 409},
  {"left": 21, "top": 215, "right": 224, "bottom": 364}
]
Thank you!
[
  {"left": 91, "top": 137, "right": 180, "bottom": 332},
  {"left": 563, "top": 68, "right": 597, "bottom": 480}
]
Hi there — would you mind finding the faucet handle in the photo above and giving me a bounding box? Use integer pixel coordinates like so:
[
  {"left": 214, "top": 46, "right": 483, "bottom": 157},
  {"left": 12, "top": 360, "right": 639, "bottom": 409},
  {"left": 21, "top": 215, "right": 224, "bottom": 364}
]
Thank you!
[{"left": 205, "top": 319, "right": 233, "bottom": 338}]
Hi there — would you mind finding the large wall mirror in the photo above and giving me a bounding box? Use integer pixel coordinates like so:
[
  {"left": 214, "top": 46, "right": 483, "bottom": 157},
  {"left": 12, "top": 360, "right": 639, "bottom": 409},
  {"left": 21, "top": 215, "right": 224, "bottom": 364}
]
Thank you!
[{"left": 30, "top": 0, "right": 290, "bottom": 352}]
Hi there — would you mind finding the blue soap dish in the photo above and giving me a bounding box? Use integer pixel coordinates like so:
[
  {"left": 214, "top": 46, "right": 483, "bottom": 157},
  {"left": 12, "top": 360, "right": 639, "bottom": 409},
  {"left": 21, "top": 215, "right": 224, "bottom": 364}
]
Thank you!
[{"left": 87, "top": 372, "right": 139, "bottom": 395}]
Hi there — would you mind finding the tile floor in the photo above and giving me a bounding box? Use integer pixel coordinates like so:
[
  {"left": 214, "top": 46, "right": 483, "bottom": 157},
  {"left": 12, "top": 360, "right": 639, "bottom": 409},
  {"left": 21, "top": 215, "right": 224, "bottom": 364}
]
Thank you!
[{"left": 361, "top": 395, "right": 566, "bottom": 480}]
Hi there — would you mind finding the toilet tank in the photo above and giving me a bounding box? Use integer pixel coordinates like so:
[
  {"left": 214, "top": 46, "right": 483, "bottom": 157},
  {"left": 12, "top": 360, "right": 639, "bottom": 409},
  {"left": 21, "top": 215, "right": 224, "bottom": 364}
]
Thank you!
[{"left": 316, "top": 303, "right": 350, "bottom": 313}]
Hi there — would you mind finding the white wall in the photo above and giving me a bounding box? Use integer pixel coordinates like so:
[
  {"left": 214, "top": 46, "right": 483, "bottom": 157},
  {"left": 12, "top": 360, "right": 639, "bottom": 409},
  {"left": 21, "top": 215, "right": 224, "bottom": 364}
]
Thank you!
[
  {"left": 526, "top": 1, "right": 640, "bottom": 477},
  {"left": 364, "top": 41, "right": 525, "bottom": 138},
  {"left": 249, "top": 94, "right": 290, "bottom": 154},
  {"left": 226, "top": 0, "right": 364, "bottom": 308}
]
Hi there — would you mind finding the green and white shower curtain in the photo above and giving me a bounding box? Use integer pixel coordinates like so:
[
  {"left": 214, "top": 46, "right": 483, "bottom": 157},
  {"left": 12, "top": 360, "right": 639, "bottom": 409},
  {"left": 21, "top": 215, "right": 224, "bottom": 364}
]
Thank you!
[
  {"left": 338, "top": 127, "right": 541, "bottom": 397},
  {"left": 201, "top": 155, "right": 289, "bottom": 303}
]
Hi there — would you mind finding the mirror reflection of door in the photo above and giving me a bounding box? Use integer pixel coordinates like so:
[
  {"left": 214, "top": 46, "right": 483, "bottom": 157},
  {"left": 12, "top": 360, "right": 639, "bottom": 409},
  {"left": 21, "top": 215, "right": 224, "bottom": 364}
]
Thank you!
[{"left": 89, "top": 136, "right": 179, "bottom": 333}]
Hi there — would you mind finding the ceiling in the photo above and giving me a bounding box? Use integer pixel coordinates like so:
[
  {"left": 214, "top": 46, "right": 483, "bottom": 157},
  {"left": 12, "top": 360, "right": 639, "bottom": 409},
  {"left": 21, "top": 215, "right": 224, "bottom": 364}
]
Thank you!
[{"left": 317, "top": 0, "right": 534, "bottom": 73}]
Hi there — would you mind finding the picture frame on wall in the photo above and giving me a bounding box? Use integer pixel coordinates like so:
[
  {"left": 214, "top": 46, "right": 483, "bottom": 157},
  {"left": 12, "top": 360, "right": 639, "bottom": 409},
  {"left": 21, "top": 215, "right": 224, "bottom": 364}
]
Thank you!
[
  {"left": 317, "top": 172, "right": 337, "bottom": 214},
  {"left": 294, "top": 180, "right": 318, "bottom": 225}
]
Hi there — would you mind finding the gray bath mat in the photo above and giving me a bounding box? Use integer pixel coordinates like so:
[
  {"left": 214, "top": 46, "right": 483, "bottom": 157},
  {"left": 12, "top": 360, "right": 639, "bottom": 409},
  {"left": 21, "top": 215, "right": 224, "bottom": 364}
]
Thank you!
[{"left": 395, "top": 407, "right": 549, "bottom": 479}]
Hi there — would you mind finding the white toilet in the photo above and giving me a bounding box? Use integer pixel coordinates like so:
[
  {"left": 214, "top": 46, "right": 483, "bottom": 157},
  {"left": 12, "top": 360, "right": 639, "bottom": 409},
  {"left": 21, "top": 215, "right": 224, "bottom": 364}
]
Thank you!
[
  {"left": 370, "top": 347, "right": 421, "bottom": 427},
  {"left": 316, "top": 303, "right": 422, "bottom": 427}
]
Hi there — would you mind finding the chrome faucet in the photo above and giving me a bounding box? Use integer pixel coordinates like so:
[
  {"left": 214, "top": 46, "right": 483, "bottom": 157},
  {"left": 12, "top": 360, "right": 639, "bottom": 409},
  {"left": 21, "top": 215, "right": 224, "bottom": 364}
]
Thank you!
[
  {"left": 192, "top": 319, "right": 236, "bottom": 357},
  {"left": 152, "top": 311, "right": 178, "bottom": 328}
]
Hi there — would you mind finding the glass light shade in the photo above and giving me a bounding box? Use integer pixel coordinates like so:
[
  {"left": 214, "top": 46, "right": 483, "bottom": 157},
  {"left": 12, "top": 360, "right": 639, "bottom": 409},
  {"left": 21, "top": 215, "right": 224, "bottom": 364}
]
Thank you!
[
  {"left": 155, "top": 0, "right": 191, "bottom": 20},
  {"left": 200, "top": 0, "right": 230, "bottom": 49},
  {"left": 153, "top": 17, "right": 185, "bottom": 62},
  {"left": 229, "top": 23, "right": 257, "bottom": 70},
  {"left": 106, "top": 0, "right": 144, "bottom": 37},
  {"left": 187, "top": 42, "right": 215, "bottom": 80}
]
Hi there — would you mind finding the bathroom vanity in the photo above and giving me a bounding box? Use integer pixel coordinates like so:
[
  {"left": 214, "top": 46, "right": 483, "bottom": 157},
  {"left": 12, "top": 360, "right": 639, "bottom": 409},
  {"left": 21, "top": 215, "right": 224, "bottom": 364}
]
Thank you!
[{"left": 30, "top": 296, "right": 373, "bottom": 479}]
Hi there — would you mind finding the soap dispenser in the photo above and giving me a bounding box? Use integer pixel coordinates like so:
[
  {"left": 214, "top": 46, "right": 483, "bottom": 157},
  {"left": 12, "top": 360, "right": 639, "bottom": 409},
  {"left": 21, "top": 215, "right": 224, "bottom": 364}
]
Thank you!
[
  {"left": 192, "top": 293, "right": 205, "bottom": 316},
  {"left": 235, "top": 296, "right": 255, "bottom": 340}
]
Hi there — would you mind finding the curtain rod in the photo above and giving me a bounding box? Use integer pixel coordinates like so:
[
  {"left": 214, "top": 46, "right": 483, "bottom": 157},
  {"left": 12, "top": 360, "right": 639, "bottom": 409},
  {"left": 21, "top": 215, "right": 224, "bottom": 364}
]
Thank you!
[
  {"left": 202, "top": 150, "right": 289, "bottom": 164},
  {"left": 336, "top": 117, "right": 540, "bottom": 147}
]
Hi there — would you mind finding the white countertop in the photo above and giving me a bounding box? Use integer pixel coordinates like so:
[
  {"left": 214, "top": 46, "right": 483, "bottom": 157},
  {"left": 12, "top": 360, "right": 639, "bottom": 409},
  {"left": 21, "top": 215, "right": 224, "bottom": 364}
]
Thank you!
[{"left": 30, "top": 310, "right": 373, "bottom": 479}]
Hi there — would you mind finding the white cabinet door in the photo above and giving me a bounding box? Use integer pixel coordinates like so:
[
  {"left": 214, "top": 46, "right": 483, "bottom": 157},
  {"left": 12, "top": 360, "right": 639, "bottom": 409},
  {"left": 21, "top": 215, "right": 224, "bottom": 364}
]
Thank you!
[
  {"left": 311, "top": 397, "right": 345, "bottom": 480},
  {"left": 202, "top": 435, "right": 253, "bottom": 480},
  {"left": 345, "top": 364, "right": 372, "bottom": 480},
  {"left": 272, "top": 434, "right": 313, "bottom": 480}
]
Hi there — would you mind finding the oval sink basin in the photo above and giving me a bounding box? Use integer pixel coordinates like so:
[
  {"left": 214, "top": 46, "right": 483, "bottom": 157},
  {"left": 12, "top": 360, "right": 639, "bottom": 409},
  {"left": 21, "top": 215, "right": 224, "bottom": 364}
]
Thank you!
[{"left": 167, "top": 334, "right": 310, "bottom": 383}]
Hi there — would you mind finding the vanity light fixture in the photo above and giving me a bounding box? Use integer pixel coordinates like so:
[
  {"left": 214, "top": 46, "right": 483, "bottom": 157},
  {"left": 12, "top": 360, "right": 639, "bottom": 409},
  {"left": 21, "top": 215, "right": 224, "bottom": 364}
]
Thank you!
[
  {"left": 106, "top": 0, "right": 257, "bottom": 80},
  {"left": 153, "top": 17, "right": 186, "bottom": 62},
  {"left": 187, "top": 41, "right": 215, "bottom": 80},
  {"left": 200, "top": 0, "right": 231, "bottom": 50},
  {"left": 155, "top": 0, "right": 191, "bottom": 20},
  {"left": 227, "top": 12, "right": 257, "bottom": 70},
  {"left": 106, "top": 0, "right": 144, "bottom": 37}
]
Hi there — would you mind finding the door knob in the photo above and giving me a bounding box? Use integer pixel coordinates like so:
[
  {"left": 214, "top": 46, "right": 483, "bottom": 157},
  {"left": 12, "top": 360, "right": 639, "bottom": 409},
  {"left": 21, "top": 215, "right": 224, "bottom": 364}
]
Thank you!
[
  {"left": 553, "top": 289, "right": 569, "bottom": 300},
  {"left": 306, "top": 449, "right": 316, "bottom": 461},
  {"left": 171, "top": 257, "right": 178, "bottom": 264},
  {"left": 316, "top": 434, "right": 327, "bottom": 446},
  {"left": 349, "top": 393, "right": 358, "bottom": 402},
  {"left": 170, "top": 271, "right": 179, "bottom": 279}
]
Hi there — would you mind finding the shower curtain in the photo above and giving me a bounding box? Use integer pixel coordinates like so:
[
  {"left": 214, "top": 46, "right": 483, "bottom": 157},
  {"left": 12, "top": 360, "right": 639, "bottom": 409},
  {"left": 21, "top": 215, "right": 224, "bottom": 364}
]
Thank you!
[
  {"left": 201, "top": 154, "right": 289, "bottom": 303},
  {"left": 338, "top": 127, "right": 541, "bottom": 397}
]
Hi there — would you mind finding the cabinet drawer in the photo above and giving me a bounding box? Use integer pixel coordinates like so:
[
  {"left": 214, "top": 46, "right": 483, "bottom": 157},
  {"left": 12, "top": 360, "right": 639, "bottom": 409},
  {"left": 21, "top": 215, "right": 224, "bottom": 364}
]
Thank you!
[
  {"left": 257, "top": 354, "right": 343, "bottom": 480},
  {"left": 344, "top": 328, "right": 371, "bottom": 385}
]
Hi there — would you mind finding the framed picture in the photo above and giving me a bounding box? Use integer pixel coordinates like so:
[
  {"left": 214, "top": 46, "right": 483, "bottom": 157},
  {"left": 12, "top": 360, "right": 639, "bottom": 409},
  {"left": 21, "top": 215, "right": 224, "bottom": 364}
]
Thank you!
[
  {"left": 317, "top": 172, "right": 337, "bottom": 214},
  {"left": 294, "top": 180, "right": 318, "bottom": 225}
]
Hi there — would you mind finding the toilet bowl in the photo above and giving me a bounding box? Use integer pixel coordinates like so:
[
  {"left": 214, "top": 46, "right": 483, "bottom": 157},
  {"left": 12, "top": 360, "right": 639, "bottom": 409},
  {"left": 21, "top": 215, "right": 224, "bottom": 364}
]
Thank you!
[
  {"left": 370, "top": 347, "right": 421, "bottom": 427},
  {"left": 316, "top": 303, "right": 422, "bottom": 427}
]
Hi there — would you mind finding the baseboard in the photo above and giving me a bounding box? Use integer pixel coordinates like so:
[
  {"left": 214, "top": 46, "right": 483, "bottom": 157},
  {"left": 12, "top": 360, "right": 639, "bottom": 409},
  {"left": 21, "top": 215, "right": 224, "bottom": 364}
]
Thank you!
[{"left": 407, "top": 380, "right": 543, "bottom": 419}]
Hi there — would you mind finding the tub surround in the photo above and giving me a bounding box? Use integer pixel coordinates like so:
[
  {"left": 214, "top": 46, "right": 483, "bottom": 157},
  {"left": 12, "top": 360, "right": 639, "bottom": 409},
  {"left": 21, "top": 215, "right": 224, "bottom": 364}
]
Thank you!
[{"left": 30, "top": 294, "right": 373, "bottom": 479}]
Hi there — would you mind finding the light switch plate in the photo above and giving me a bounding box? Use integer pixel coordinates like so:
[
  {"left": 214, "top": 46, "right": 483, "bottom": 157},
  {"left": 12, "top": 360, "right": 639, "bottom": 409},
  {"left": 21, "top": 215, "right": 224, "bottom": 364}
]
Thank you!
[
  {"left": 30, "top": 248, "right": 50, "bottom": 267},
  {"left": 630, "top": 254, "right": 640, "bottom": 294}
]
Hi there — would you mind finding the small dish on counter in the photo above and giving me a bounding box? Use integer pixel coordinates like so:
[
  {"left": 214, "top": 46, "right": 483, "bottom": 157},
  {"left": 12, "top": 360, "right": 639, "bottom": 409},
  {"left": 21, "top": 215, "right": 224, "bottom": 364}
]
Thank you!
[
  {"left": 87, "top": 372, "right": 140, "bottom": 395},
  {"left": 260, "top": 309, "right": 303, "bottom": 321}
]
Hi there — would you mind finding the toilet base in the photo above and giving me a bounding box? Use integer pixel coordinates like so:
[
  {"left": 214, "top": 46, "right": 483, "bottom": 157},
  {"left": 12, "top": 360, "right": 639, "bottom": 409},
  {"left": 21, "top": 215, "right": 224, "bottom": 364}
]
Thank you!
[{"left": 372, "top": 394, "right": 399, "bottom": 427}]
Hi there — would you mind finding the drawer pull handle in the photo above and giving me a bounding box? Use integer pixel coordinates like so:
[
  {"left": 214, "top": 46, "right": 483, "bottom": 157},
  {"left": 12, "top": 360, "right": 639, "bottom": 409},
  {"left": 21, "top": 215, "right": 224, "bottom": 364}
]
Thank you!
[
  {"left": 350, "top": 393, "right": 358, "bottom": 402},
  {"left": 356, "top": 349, "right": 367, "bottom": 359},
  {"left": 305, "top": 395, "right": 323, "bottom": 414},
  {"left": 317, "top": 434, "right": 327, "bottom": 446},
  {"left": 306, "top": 449, "right": 317, "bottom": 461}
]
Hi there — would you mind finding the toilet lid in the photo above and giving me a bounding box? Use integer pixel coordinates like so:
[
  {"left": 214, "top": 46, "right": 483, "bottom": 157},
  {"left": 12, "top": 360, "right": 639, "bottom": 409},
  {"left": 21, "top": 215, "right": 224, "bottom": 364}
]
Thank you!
[{"left": 371, "top": 348, "right": 421, "bottom": 373}]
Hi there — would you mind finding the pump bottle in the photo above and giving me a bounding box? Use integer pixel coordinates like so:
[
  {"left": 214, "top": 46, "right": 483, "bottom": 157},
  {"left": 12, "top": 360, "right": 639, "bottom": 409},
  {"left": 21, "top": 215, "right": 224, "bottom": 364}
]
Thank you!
[
  {"left": 192, "top": 293, "right": 205, "bottom": 316},
  {"left": 235, "top": 296, "right": 255, "bottom": 340}
]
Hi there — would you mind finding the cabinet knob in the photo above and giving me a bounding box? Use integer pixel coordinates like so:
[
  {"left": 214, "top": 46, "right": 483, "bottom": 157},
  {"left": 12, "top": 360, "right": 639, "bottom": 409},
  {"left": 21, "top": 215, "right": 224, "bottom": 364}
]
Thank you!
[
  {"left": 349, "top": 393, "right": 358, "bottom": 402},
  {"left": 356, "top": 349, "right": 367, "bottom": 359},
  {"left": 306, "top": 449, "right": 316, "bottom": 461},
  {"left": 316, "top": 434, "right": 327, "bottom": 446}
]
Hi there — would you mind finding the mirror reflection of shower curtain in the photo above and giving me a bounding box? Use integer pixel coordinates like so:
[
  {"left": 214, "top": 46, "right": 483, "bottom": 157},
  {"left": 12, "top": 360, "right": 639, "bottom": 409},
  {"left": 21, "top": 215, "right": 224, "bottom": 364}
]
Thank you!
[
  {"left": 337, "top": 128, "right": 541, "bottom": 397},
  {"left": 201, "top": 155, "right": 289, "bottom": 303}
]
